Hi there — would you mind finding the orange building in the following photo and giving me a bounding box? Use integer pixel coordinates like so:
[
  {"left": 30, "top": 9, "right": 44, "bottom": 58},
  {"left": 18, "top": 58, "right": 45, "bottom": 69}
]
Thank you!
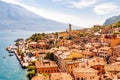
[
  {"left": 35, "top": 53, "right": 39, "bottom": 58},
  {"left": 35, "top": 60, "right": 59, "bottom": 74},
  {"left": 101, "top": 34, "right": 120, "bottom": 47},
  {"left": 109, "top": 38, "right": 120, "bottom": 47}
]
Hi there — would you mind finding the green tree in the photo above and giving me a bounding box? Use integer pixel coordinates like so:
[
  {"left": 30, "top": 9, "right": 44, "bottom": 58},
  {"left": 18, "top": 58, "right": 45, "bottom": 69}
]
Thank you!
[
  {"left": 27, "top": 62, "right": 36, "bottom": 79},
  {"left": 27, "top": 70, "right": 35, "bottom": 79},
  {"left": 27, "top": 66, "right": 36, "bottom": 71},
  {"left": 42, "top": 33, "right": 47, "bottom": 38},
  {"left": 54, "top": 32, "right": 58, "bottom": 38},
  {"left": 79, "top": 33, "right": 84, "bottom": 37},
  {"left": 44, "top": 52, "right": 55, "bottom": 61}
]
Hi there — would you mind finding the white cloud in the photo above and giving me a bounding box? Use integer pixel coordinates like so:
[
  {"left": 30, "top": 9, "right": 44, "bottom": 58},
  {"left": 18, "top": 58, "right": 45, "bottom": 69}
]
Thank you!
[
  {"left": 1, "top": 0, "right": 20, "bottom": 4},
  {"left": 52, "top": 0, "right": 62, "bottom": 2},
  {"left": 94, "top": 3, "right": 118, "bottom": 15},
  {"left": 70, "top": 0, "right": 99, "bottom": 8},
  {"left": 52, "top": 0, "right": 72, "bottom": 2}
]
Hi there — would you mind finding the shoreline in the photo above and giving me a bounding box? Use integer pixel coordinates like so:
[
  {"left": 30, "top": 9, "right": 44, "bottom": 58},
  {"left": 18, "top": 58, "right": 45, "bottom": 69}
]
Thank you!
[
  {"left": 6, "top": 47, "right": 27, "bottom": 68},
  {"left": 14, "top": 50, "right": 27, "bottom": 68}
]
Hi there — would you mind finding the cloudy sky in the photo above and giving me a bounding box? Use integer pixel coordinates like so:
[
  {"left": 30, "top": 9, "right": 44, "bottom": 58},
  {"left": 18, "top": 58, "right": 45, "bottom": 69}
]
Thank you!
[{"left": 1, "top": 0, "right": 120, "bottom": 27}]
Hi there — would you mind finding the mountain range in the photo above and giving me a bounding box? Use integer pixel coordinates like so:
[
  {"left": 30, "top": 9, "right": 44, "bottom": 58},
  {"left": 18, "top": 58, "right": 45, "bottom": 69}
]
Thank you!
[
  {"left": 0, "top": 0, "right": 119, "bottom": 32},
  {"left": 103, "top": 15, "right": 120, "bottom": 25},
  {"left": 0, "top": 1, "right": 75, "bottom": 32}
]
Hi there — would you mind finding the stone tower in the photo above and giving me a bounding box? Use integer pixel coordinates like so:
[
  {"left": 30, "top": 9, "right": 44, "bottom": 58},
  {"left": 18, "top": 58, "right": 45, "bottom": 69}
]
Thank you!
[
  {"left": 69, "top": 24, "right": 72, "bottom": 32},
  {"left": 68, "top": 24, "right": 72, "bottom": 38}
]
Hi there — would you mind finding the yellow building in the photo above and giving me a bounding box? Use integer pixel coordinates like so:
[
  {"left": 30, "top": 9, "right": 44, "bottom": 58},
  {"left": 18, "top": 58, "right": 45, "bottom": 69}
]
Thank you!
[{"left": 54, "top": 51, "right": 84, "bottom": 74}]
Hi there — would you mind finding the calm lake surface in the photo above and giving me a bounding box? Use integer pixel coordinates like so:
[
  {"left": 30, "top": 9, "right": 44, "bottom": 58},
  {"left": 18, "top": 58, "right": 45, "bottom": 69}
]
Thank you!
[{"left": 0, "top": 30, "right": 36, "bottom": 80}]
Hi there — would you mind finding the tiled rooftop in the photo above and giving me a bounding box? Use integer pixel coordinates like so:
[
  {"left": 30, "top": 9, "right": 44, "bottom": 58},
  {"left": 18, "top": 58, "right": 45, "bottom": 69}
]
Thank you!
[
  {"left": 50, "top": 73, "right": 73, "bottom": 80},
  {"left": 31, "top": 76, "right": 47, "bottom": 80},
  {"left": 73, "top": 67, "right": 98, "bottom": 74},
  {"left": 35, "top": 60, "right": 58, "bottom": 68}
]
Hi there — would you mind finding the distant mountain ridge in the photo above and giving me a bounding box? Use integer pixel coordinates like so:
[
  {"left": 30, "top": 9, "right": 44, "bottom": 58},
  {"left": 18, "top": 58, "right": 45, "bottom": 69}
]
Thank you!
[
  {"left": 0, "top": 1, "right": 77, "bottom": 32},
  {"left": 103, "top": 15, "right": 120, "bottom": 25}
]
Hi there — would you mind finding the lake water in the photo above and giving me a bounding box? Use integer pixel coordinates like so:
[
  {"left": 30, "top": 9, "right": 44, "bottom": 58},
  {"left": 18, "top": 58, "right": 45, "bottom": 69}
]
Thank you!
[{"left": 0, "top": 30, "right": 36, "bottom": 80}]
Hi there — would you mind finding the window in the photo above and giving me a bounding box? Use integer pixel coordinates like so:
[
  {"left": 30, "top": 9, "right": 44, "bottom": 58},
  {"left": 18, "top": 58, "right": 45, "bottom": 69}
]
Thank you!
[
  {"left": 48, "top": 70, "right": 50, "bottom": 73},
  {"left": 71, "top": 66, "right": 73, "bottom": 69},
  {"left": 81, "top": 78, "right": 86, "bottom": 80},
  {"left": 77, "top": 78, "right": 79, "bottom": 80},
  {"left": 81, "top": 78, "right": 84, "bottom": 80}
]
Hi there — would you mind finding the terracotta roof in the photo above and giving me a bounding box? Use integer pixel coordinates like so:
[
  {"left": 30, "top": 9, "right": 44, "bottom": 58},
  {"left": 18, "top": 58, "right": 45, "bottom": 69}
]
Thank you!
[
  {"left": 28, "top": 42, "right": 37, "bottom": 45},
  {"left": 35, "top": 60, "right": 58, "bottom": 68},
  {"left": 83, "top": 49, "right": 94, "bottom": 56},
  {"left": 105, "top": 64, "right": 120, "bottom": 71},
  {"left": 73, "top": 67, "right": 98, "bottom": 74},
  {"left": 50, "top": 73, "right": 73, "bottom": 80},
  {"left": 88, "top": 57, "right": 105, "bottom": 66},
  {"left": 116, "top": 57, "right": 120, "bottom": 61},
  {"left": 99, "top": 46, "right": 111, "bottom": 51},
  {"left": 58, "top": 46, "right": 69, "bottom": 51},
  {"left": 31, "top": 76, "right": 47, "bottom": 80}
]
